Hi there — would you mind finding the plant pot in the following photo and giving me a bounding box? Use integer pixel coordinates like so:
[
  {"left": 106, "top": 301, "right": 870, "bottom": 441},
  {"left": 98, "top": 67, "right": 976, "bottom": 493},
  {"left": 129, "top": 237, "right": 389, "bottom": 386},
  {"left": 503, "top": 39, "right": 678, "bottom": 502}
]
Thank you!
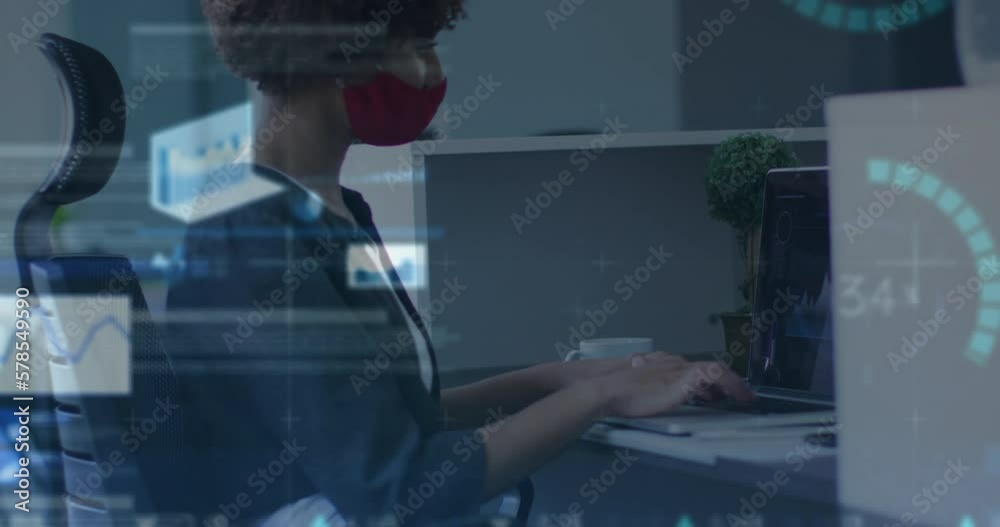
[{"left": 719, "top": 312, "right": 752, "bottom": 378}]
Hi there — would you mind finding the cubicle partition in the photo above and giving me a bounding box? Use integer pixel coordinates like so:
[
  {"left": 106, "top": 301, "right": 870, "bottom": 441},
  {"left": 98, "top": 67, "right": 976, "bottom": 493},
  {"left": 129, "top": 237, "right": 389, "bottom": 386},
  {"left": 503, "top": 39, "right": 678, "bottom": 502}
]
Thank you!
[{"left": 422, "top": 135, "right": 828, "bottom": 371}]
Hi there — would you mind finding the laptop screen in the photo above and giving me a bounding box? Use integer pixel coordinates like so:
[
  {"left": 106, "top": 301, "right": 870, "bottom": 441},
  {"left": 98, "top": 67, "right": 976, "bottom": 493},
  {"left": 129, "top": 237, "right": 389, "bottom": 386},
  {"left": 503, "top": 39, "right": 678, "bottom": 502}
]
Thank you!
[{"left": 748, "top": 168, "right": 834, "bottom": 402}]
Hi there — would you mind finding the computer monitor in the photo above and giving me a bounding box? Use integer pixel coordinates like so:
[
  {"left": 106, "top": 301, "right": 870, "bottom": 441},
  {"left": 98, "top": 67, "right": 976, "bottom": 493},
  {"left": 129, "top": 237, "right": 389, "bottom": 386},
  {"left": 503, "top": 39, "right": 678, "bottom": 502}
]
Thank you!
[{"left": 749, "top": 167, "right": 835, "bottom": 404}]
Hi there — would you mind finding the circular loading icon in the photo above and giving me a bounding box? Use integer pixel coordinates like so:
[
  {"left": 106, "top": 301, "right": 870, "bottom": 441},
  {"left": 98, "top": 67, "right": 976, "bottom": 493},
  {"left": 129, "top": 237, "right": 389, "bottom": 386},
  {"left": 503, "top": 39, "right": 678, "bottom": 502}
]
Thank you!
[
  {"left": 867, "top": 159, "right": 996, "bottom": 367},
  {"left": 782, "top": 0, "right": 950, "bottom": 33}
]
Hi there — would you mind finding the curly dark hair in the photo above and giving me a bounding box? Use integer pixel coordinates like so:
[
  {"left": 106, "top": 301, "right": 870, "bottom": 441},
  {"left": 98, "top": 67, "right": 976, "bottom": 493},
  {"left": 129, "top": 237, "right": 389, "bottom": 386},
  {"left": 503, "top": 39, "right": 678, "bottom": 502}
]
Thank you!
[{"left": 202, "top": 0, "right": 465, "bottom": 95}]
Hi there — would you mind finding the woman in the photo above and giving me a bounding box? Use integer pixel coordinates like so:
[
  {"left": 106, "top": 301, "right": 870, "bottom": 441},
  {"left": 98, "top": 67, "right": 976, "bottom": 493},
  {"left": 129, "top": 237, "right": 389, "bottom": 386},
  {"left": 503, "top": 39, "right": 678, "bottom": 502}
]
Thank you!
[{"left": 166, "top": 0, "right": 752, "bottom": 525}]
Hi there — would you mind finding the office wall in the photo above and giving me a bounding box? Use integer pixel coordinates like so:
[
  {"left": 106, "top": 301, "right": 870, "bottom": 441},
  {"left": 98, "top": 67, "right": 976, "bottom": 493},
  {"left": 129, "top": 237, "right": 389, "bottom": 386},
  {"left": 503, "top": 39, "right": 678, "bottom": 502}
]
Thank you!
[
  {"left": 0, "top": 2, "right": 73, "bottom": 281},
  {"left": 677, "top": 1, "right": 961, "bottom": 131},
  {"left": 677, "top": 0, "right": 856, "bottom": 131},
  {"left": 435, "top": 0, "right": 683, "bottom": 138},
  {"left": 425, "top": 141, "right": 828, "bottom": 370},
  {"left": 0, "top": 3, "right": 68, "bottom": 144},
  {"left": 430, "top": 1, "right": 961, "bottom": 138}
]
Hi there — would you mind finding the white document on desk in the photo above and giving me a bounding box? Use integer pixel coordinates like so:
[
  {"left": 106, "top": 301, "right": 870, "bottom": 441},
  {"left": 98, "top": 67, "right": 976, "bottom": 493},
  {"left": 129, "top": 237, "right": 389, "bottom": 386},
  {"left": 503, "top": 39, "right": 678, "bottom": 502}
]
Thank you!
[
  {"left": 584, "top": 424, "right": 835, "bottom": 466},
  {"left": 603, "top": 407, "right": 837, "bottom": 436}
]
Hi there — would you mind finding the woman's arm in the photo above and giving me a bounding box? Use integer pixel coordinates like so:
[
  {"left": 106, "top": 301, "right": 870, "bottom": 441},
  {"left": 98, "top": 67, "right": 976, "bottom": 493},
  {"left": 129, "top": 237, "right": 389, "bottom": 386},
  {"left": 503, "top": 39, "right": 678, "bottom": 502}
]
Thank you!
[
  {"left": 440, "top": 364, "right": 557, "bottom": 428},
  {"left": 477, "top": 377, "right": 606, "bottom": 499},
  {"left": 440, "top": 353, "right": 672, "bottom": 428},
  {"left": 478, "top": 357, "right": 753, "bottom": 499}
]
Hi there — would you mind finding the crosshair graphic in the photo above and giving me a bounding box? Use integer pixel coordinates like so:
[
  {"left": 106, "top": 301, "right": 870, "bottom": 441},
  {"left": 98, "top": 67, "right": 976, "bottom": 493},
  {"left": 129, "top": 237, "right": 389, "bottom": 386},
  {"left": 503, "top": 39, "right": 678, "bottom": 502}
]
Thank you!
[
  {"left": 782, "top": 0, "right": 950, "bottom": 33},
  {"left": 867, "top": 159, "right": 996, "bottom": 367}
]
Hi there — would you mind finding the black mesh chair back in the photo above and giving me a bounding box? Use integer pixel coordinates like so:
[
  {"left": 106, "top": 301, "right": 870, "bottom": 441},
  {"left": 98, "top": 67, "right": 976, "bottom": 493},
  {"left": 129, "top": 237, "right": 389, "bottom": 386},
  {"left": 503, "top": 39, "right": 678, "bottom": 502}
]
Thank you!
[{"left": 13, "top": 33, "right": 188, "bottom": 526}]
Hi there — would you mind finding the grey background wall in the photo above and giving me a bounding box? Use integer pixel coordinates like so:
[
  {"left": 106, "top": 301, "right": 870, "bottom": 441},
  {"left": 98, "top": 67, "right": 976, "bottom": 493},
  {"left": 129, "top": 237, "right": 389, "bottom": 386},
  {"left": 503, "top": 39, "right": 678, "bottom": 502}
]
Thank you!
[
  {"left": 676, "top": 1, "right": 961, "bottom": 131},
  {"left": 433, "top": 0, "right": 683, "bottom": 137},
  {"left": 0, "top": 2, "right": 72, "bottom": 298},
  {"left": 423, "top": 141, "right": 827, "bottom": 370},
  {"left": 434, "top": 1, "right": 960, "bottom": 137}
]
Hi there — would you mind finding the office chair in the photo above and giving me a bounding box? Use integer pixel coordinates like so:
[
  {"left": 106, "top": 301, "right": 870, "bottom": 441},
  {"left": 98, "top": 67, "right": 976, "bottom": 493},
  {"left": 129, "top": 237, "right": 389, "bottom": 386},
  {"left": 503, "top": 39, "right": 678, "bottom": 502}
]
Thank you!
[{"left": 14, "top": 33, "right": 186, "bottom": 526}]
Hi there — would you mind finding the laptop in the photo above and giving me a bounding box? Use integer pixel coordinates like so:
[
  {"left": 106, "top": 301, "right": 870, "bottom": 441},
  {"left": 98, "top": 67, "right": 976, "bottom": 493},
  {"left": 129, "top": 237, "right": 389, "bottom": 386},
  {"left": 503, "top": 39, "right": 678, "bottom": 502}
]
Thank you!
[
  {"left": 828, "top": 86, "right": 1000, "bottom": 527},
  {"left": 605, "top": 167, "right": 837, "bottom": 435}
]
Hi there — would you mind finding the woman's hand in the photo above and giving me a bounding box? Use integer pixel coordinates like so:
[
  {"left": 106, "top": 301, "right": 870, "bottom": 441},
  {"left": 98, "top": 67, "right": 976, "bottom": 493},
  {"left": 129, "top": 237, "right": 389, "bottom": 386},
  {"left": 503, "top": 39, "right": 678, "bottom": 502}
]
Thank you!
[
  {"left": 476, "top": 354, "right": 754, "bottom": 498},
  {"left": 445, "top": 352, "right": 744, "bottom": 427},
  {"left": 591, "top": 356, "right": 754, "bottom": 418}
]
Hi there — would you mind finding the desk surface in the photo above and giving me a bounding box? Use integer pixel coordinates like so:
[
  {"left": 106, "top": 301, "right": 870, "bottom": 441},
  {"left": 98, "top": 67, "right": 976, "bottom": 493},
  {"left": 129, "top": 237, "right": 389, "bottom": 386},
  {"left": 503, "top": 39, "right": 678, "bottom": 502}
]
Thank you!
[
  {"left": 582, "top": 425, "right": 836, "bottom": 502},
  {"left": 442, "top": 367, "right": 844, "bottom": 525},
  {"left": 527, "top": 438, "right": 842, "bottom": 527}
]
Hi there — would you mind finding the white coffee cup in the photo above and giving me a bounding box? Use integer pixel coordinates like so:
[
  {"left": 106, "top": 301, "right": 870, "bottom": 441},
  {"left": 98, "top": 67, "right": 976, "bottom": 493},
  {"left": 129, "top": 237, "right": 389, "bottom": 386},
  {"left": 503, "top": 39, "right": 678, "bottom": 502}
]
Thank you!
[{"left": 563, "top": 337, "right": 654, "bottom": 361}]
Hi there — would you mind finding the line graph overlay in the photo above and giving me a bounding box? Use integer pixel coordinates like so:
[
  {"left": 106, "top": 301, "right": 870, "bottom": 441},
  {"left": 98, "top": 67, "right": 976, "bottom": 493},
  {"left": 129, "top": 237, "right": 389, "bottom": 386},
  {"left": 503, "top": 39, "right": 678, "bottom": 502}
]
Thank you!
[{"left": 38, "top": 294, "right": 132, "bottom": 395}]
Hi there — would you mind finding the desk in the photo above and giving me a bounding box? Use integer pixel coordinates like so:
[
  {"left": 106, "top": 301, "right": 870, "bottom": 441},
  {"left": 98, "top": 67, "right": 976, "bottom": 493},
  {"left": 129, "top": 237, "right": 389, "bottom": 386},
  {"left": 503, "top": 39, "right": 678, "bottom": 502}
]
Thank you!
[
  {"left": 441, "top": 367, "right": 847, "bottom": 526},
  {"left": 526, "top": 434, "right": 841, "bottom": 527}
]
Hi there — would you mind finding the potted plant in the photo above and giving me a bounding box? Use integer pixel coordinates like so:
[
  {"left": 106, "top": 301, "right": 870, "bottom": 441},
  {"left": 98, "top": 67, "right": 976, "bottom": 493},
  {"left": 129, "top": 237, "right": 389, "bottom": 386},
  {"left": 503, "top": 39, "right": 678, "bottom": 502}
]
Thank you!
[{"left": 706, "top": 132, "right": 798, "bottom": 374}]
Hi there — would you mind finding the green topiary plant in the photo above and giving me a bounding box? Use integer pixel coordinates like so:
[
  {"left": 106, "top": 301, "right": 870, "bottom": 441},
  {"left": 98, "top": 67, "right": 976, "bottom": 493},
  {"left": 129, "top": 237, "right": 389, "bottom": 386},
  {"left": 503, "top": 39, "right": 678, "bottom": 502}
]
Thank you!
[{"left": 707, "top": 132, "right": 798, "bottom": 306}]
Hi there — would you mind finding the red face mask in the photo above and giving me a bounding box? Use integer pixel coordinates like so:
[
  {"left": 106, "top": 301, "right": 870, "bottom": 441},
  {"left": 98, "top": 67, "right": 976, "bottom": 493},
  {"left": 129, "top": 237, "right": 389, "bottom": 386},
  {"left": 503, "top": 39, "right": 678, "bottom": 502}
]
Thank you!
[{"left": 342, "top": 72, "right": 448, "bottom": 147}]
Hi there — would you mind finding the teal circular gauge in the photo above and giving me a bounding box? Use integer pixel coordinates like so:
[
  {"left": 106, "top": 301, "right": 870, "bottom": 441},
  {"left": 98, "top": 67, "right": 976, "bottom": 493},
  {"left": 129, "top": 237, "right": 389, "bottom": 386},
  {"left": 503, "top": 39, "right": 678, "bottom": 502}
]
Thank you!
[
  {"left": 782, "top": 0, "right": 951, "bottom": 33},
  {"left": 867, "top": 159, "right": 996, "bottom": 367}
]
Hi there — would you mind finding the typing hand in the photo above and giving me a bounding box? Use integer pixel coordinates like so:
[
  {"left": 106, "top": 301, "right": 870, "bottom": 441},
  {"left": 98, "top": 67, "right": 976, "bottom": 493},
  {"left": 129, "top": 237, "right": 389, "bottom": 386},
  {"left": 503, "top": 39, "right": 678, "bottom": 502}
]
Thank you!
[{"left": 593, "top": 357, "right": 753, "bottom": 418}]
